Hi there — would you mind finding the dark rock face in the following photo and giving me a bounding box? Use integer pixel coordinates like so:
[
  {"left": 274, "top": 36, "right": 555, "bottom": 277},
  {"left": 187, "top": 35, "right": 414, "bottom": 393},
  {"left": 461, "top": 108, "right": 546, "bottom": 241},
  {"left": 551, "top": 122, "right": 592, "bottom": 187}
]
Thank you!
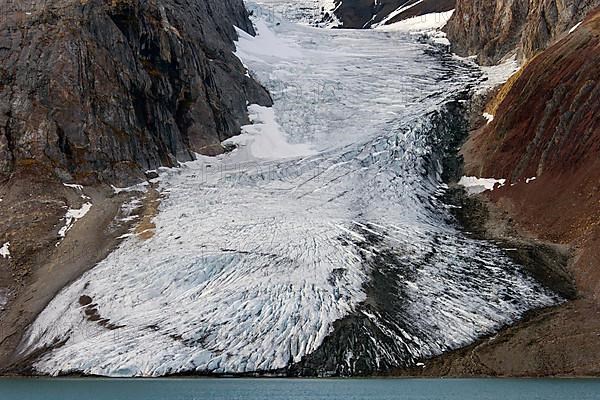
[
  {"left": 331, "top": 0, "right": 455, "bottom": 28},
  {"left": 0, "top": 0, "right": 271, "bottom": 185},
  {"left": 445, "top": 0, "right": 600, "bottom": 65},
  {"left": 331, "top": 0, "right": 376, "bottom": 28}
]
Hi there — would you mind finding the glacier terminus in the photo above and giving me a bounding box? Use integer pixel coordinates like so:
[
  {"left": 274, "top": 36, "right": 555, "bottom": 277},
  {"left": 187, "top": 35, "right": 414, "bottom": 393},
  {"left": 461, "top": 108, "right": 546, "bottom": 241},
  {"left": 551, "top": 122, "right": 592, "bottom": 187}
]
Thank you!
[{"left": 19, "top": 1, "right": 560, "bottom": 377}]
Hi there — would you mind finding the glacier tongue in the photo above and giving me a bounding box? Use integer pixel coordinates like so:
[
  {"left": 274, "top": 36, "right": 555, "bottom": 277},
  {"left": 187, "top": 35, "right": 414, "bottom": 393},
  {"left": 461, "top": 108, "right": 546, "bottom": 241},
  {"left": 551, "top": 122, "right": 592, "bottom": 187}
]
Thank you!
[{"left": 21, "top": 4, "right": 559, "bottom": 377}]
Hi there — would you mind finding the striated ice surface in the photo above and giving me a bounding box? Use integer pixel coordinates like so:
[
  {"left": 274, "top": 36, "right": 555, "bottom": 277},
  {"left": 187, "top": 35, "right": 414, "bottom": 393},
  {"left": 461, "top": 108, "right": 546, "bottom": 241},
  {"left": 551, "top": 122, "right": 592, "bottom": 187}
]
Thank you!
[
  {"left": 252, "top": 0, "right": 339, "bottom": 27},
  {"left": 21, "top": 3, "right": 559, "bottom": 377}
]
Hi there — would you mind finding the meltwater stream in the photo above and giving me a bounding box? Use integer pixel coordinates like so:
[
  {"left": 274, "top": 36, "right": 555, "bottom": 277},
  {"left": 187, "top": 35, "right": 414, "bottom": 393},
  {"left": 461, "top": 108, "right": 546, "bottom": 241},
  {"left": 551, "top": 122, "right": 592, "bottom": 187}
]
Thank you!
[{"left": 20, "top": 3, "right": 559, "bottom": 376}]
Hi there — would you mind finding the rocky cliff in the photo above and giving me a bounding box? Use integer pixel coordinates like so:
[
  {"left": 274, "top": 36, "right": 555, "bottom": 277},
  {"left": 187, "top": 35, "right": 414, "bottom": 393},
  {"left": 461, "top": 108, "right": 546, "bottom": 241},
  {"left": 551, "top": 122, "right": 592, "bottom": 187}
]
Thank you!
[
  {"left": 330, "top": 0, "right": 455, "bottom": 28},
  {"left": 0, "top": 0, "right": 271, "bottom": 186},
  {"left": 445, "top": 0, "right": 600, "bottom": 64}
]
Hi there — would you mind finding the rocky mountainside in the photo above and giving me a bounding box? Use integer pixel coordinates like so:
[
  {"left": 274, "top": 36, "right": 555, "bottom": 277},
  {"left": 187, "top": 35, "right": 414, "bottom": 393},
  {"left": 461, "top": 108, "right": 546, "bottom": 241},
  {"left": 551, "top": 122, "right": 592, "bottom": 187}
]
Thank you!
[
  {"left": 445, "top": 0, "right": 600, "bottom": 64},
  {"left": 0, "top": 0, "right": 271, "bottom": 186},
  {"left": 329, "top": 0, "right": 455, "bottom": 28}
]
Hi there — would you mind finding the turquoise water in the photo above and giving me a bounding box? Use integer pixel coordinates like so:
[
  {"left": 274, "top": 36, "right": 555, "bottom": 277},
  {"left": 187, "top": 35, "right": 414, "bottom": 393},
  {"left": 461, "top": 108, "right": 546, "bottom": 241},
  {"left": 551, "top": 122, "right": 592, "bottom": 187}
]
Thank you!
[{"left": 0, "top": 378, "right": 599, "bottom": 400}]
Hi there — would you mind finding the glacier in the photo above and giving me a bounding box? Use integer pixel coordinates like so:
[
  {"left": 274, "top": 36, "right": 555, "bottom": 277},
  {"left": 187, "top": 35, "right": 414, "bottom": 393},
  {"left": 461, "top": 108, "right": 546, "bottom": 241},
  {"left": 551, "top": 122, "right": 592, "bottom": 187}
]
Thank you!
[{"left": 19, "top": 2, "right": 559, "bottom": 376}]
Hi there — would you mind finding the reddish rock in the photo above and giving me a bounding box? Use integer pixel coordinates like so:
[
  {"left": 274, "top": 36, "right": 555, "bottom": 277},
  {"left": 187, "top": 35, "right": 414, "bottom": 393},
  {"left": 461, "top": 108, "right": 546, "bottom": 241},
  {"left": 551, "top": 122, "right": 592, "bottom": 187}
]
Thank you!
[{"left": 464, "top": 7, "right": 600, "bottom": 295}]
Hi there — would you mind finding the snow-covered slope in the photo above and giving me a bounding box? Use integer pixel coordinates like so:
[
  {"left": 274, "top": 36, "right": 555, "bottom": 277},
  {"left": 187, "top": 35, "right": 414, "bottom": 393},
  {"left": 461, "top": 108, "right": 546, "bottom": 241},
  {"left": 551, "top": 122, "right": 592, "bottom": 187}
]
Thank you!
[{"left": 20, "top": 3, "right": 559, "bottom": 376}]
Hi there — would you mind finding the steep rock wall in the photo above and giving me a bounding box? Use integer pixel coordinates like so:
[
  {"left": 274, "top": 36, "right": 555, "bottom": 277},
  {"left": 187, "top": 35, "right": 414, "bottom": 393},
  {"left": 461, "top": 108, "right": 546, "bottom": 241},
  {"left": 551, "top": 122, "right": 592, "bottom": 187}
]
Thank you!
[
  {"left": 0, "top": 0, "right": 271, "bottom": 185},
  {"left": 445, "top": 0, "right": 600, "bottom": 64}
]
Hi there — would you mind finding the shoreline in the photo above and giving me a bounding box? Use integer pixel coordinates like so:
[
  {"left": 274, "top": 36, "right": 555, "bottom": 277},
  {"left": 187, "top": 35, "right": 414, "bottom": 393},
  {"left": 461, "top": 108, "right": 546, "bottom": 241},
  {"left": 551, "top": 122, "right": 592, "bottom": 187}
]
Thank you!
[{"left": 2, "top": 374, "right": 600, "bottom": 380}]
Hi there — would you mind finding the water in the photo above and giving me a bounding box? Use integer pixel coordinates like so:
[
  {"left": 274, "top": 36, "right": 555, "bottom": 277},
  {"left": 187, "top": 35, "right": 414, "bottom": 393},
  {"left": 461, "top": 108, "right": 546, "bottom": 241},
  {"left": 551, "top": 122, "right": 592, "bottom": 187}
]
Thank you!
[
  {"left": 1, "top": 378, "right": 600, "bottom": 400},
  {"left": 19, "top": 2, "right": 558, "bottom": 376}
]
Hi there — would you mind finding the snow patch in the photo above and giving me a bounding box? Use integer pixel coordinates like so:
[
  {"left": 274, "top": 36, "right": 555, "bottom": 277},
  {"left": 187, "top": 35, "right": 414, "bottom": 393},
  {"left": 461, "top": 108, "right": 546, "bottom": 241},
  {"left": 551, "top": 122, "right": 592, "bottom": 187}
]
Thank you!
[
  {"left": 319, "top": 0, "right": 338, "bottom": 13},
  {"left": 57, "top": 203, "right": 93, "bottom": 239},
  {"left": 478, "top": 55, "right": 520, "bottom": 93},
  {"left": 63, "top": 183, "right": 84, "bottom": 191},
  {"left": 223, "top": 104, "right": 315, "bottom": 160},
  {"left": 569, "top": 21, "right": 583, "bottom": 34},
  {"left": 482, "top": 112, "right": 494, "bottom": 124},
  {"left": 0, "top": 242, "right": 10, "bottom": 259},
  {"left": 63, "top": 183, "right": 91, "bottom": 201},
  {"left": 0, "top": 288, "right": 8, "bottom": 310},
  {"left": 375, "top": 0, "right": 425, "bottom": 27},
  {"left": 375, "top": 10, "right": 454, "bottom": 32},
  {"left": 459, "top": 176, "right": 506, "bottom": 195},
  {"left": 111, "top": 182, "right": 149, "bottom": 194},
  {"left": 235, "top": 19, "right": 302, "bottom": 62},
  {"left": 526, "top": 177, "right": 537, "bottom": 184}
]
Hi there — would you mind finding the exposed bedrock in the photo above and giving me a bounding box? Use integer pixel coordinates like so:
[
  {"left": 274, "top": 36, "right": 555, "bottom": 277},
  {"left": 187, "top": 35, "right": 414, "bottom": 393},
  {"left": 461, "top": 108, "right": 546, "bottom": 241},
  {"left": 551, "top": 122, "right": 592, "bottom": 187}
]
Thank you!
[
  {"left": 445, "top": 0, "right": 600, "bottom": 64},
  {"left": 0, "top": 0, "right": 271, "bottom": 186}
]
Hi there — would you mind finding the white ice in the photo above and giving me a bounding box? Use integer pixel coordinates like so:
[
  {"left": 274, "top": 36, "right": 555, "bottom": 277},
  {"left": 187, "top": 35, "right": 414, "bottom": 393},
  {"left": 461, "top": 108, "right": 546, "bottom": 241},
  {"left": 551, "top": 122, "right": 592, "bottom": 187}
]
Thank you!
[
  {"left": 459, "top": 176, "right": 507, "bottom": 195},
  {"left": 252, "top": 0, "right": 340, "bottom": 27}
]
